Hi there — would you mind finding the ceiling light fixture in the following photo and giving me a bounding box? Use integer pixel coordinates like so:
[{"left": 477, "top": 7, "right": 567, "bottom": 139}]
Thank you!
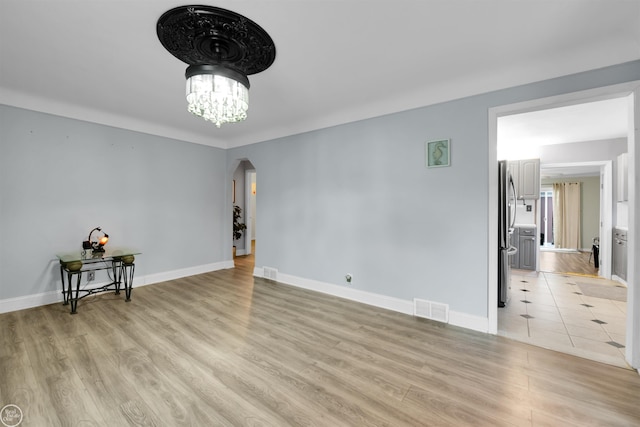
[{"left": 157, "top": 5, "right": 276, "bottom": 127}]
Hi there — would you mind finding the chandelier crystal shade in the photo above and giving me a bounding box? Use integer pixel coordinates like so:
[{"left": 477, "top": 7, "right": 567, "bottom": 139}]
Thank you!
[
  {"left": 157, "top": 5, "right": 276, "bottom": 127},
  {"left": 186, "top": 66, "right": 250, "bottom": 127}
]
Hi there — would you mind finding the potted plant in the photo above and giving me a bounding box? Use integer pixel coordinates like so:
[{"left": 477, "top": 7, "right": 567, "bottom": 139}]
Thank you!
[{"left": 233, "top": 205, "right": 247, "bottom": 256}]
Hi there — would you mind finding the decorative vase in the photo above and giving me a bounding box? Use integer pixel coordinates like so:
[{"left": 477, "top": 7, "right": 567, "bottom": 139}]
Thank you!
[
  {"left": 62, "top": 261, "right": 83, "bottom": 272},
  {"left": 121, "top": 255, "right": 135, "bottom": 265}
]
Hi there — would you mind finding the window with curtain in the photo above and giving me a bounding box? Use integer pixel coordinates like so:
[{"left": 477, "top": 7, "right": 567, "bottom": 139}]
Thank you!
[{"left": 552, "top": 182, "right": 581, "bottom": 250}]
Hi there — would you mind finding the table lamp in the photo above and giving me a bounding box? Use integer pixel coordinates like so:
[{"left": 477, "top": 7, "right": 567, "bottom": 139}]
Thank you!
[{"left": 82, "top": 227, "right": 109, "bottom": 252}]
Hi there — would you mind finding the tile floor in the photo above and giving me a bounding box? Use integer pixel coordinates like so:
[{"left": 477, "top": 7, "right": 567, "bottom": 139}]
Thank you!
[{"left": 498, "top": 270, "right": 630, "bottom": 369}]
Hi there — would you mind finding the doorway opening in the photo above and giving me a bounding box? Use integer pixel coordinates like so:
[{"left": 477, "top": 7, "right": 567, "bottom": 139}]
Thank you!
[
  {"left": 489, "top": 81, "right": 639, "bottom": 369},
  {"left": 232, "top": 160, "right": 256, "bottom": 273},
  {"left": 539, "top": 187, "right": 554, "bottom": 248},
  {"left": 537, "top": 163, "right": 609, "bottom": 278}
]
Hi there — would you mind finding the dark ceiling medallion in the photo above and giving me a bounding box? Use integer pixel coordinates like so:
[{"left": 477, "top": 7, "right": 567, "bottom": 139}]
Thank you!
[
  {"left": 157, "top": 5, "right": 276, "bottom": 127},
  {"left": 157, "top": 5, "right": 276, "bottom": 77}
]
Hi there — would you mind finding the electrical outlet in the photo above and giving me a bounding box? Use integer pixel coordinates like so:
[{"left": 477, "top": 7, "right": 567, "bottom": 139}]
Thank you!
[
  {"left": 88, "top": 272, "right": 95, "bottom": 281},
  {"left": 345, "top": 273, "right": 352, "bottom": 283}
]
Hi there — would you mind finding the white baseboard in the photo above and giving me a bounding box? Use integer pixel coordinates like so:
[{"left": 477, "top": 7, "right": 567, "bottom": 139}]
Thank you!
[
  {"left": 0, "top": 260, "right": 234, "bottom": 314},
  {"left": 278, "top": 271, "right": 414, "bottom": 315},
  {"left": 0, "top": 291, "right": 64, "bottom": 314},
  {"left": 141, "top": 260, "right": 234, "bottom": 286},
  {"left": 611, "top": 275, "right": 628, "bottom": 287},
  {"left": 448, "top": 311, "right": 489, "bottom": 333},
  {"left": 253, "top": 267, "right": 489, "bottom": 334},
  {"left": 2, "top": 262, "right": 490, "bottom": 337}
]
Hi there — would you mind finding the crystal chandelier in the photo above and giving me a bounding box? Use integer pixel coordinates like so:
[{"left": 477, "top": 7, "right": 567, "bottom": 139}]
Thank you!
[
  {"left": 157, "top": 5, "right": 276, "bottom": 127},
  {"left": 185, "top": 65, "right": 250, "bottom": 127}
]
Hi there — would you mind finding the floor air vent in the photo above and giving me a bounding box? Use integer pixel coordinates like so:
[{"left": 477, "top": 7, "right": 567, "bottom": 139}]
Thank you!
[
  {"left": 263, "top": 267, "right": 278, "bottom": 281},
  {"left": 413, "top": 299, "right": 449, "bottom": 323}
]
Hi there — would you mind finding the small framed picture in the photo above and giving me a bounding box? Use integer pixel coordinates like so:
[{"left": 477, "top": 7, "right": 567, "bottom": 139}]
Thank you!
[{"left": 426, "top": 139, "right": 450, "bottom": 168}]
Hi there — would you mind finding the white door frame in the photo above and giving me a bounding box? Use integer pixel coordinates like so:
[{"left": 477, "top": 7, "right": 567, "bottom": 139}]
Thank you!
[
  {"left": 244, "top": 169, "right": 256, "bottom": 255},
  {"left": 600, "top": 161, "right": 613, "bottom": 280},
  {"left": 538, "top": 160, "right": 612, "bottom": 279},
  {"left": 488, "top": 80, "right": 640, "bottom": 369}
]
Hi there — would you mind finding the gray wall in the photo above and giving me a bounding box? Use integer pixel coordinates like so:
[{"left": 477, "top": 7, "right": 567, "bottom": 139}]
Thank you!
[
  {"left": 227, "top": 60, "right": 640, "bottom": 318},
  {"left": 2, "top": 60, "right": 638, "bottom": 321},
  {"left": 0, "top": 106, "right": 227, "bottom": 300}
]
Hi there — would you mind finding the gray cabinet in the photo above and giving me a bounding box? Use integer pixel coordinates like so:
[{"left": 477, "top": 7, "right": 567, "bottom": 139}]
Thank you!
[
  {"left": 518, "top": 226, "right": 537, "bottom": 270},
  {"left": 512, "top": 226, "right": 536, "bottom": 270},
  {"left": 509, "top": 159, "right": 540, "bottom": 200},
  {"left": 509, "top": 228, "right": 519, "bottom": 269},
  {"left": 613, "top": 228, "right": 627, "bottom": 281}
]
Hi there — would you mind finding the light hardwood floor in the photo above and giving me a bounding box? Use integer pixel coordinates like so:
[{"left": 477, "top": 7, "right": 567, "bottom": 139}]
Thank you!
[
  {"left": 539, "top": 249, "right": 599, "bottom": 276},
  {"left": 1, "top": 252, "right": 640, "bottom": 426}
]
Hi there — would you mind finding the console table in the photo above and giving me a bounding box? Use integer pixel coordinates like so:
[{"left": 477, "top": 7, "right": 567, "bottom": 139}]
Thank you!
[{"left": 56, "top": 247, "right": 140, "bottom": 314}]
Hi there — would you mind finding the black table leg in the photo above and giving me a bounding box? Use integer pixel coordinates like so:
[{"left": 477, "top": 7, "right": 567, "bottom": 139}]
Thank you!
[
  {"left": 122, "top": 263, "right": 135, "bottom": 302},
  {"left": 69, "top": 271, "right": 82, "bottom": 314},
  {"left": 113, "top": 259, "right": 122, "bottom": 295},
  {"left": 60, "top": 265, "right": 69, "bottom": 305}
]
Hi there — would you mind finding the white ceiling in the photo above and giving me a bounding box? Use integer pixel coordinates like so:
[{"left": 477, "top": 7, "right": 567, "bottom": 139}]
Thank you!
[
  {"left": 499, "top": 97, "right": 629, "bottom": 148},
  {"left": 498, "top": 97, "right": 631, "bottom": 177},
  {"left": 1, "top": 1, "right": 639, "bottom": 149}
]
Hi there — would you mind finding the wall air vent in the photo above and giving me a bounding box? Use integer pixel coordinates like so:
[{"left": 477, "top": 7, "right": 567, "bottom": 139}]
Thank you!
[
  {"left": 263, "top": 267, "right": 278, "bottom": 281},
  {"left": 413, "top": 298, "right": 449, "bottom": 323}
]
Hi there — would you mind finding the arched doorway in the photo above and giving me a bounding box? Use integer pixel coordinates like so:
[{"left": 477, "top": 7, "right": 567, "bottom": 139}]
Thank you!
[{"left": 232, "top": 160, "right": 256, "bottom": 271}]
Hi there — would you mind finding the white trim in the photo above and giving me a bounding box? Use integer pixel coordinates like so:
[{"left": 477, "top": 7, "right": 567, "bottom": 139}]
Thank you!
[
  {"left": 541, "top": 160, "right": 613, "bottom": 279},
  {"left": 244, "top": 169, "right": 256, "bottom": 255},
  {"left": 601, "top": 160, "right": 613, "bottom": 279},
  {"left": 449, "top": 311, "right": 489, "bottom": 333},
  {"left": 2, "top": 261, "right": 491, "bottom": 335},
  {"left": 612, "top": 275, "right": 628, "bottom": 286},
  {"left": 0, "top": 87, "right": 229, "bottom": 149},
  {"left": 488, "top": 101, "right": 499, "bottom": 335},
  {"left": 254, "top": 268, "right": 489, "bottom": 332},
  {"left": 142, "top": 261, "right": 234, "bottom": 286},
  {"left": 276, "top": 271, "right": 414, "bottom": 315},
  {"left": 0, "top": 290, "right": 64, "bottom": 314},
  {"left": 626, "top": 86, "right": 640, "bottom": 368},
  {"left": 0, "top": 261, "right": 234, "bottom": 314}
]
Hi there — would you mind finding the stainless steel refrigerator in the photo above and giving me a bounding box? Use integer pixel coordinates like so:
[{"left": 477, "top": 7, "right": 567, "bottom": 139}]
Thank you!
[{"left": 498, "top": 160, "right": 517, "bottom": 307}]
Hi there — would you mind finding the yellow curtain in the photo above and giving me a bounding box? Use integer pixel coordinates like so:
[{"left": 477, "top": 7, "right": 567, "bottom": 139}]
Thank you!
[{"left": 553, "top": 182, "right": 581, "bottom": 250}]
